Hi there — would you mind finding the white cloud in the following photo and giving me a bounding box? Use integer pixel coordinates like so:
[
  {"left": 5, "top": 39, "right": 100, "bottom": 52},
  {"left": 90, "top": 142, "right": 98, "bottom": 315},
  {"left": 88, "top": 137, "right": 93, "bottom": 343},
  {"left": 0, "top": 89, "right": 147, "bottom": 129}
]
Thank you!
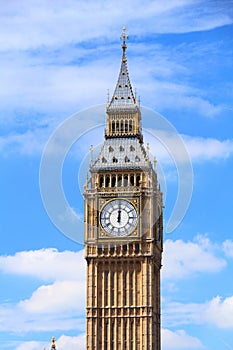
[
  {"left": 0, "top": 129, "right": 50, "bottom": 156},
  {"left": 19, "top": 280, "right": 85, "bottom": 314},
  {"left": 0, "top": 277, "right": 86, "bottom": 332},
  {"left": 164, "top": 295, "right": 233, "bottom": 330},
  {"left": 162, "top": 235, "right": 226, "bottom": 279},
  {"left": 162, "top": 329, "right": 204, "bottom": 349},
  {"left": 0, "top": 248, "right": 85, "bottom": 282},
  {"left": 15, "top": 334, "right": 86, "bottom": 350},
  {"left": 146, "top": 130, "right": 233, "bottom": 165},
  {"left": 0, "top": 237, "right": 232, "bottom": 338},
  {"left": 0, "top": 1, "right": 231, "bottom": 51},
  {"left": 222, "top": 239, "right": 233, "bottom": 258},
  {"left": 0, "top": 1, "right": 229, "bottom": 125},
  {"left": 0, "top": 249, "right": 86, "bottom": 333},
  {"left": 183, "top": 135, "right": 233, "bottom": 162},
  {"left": 0, "top": 13, "right": 229, "bottom": 158},
  {"left": 140, "top": 78, "right": 223, "bottom": 118},
  {"left": 203, "top": 296, "right": 233, "bottom": 328},
  {"left": 57, "top": 334, "right": 85, "bottom": 350},
  {"left": 0, "top": 293, "right": 85, "bottom": 333},
  {"left": 163, "top": 301, "right": 206, "bottom": 327}
]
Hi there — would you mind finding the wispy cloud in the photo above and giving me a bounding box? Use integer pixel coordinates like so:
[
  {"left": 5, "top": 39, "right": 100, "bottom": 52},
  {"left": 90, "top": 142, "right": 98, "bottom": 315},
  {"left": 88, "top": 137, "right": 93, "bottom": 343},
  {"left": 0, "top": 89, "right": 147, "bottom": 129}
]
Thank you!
[
  {"left": 0, "top": 249, "right": 86, "bottom": 333},
  {"left": 0, "top": 248, "right": 85, "bottom": 281},
  {"left": 203, "top": 296, "right": 233, "bottom": 328},
  {"left": 0, "top": 1, "right": 231, "bottom": 142},
  {"left": 164, "top": 295, "right": 233, "bottom": 329},
  {"left": 162, "top": 235, "right": 226, "bottom": 280},
  {"left": 162, "top": 329, "right": 205, "bottom": 349},
  {"left": 19, "top": 280, "right": 85, "bottom": 314},
  {"left": 146, "top": 131, "right": 233, "bottom": 165},
  {"left": 222, "top": 239, "right": 233, "bottom": 258},
  {"left": 0, "top": 1, "right": 231, "bottom": 51}
]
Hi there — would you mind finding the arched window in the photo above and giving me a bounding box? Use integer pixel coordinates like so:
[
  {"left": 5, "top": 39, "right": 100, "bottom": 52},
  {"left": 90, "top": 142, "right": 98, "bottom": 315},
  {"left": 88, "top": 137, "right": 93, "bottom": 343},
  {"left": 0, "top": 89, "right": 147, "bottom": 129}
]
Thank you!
[
  {"left": 130, "top": 175, "right": 134, "bottom": 186},
  {"left": 100, "top": 176, "right": 104, "bottom": 188},
  {"left": 136, "top": 175, "right": 140, "bottom": 187},
  {"left": 125, "top": 120, "right": 128, "bottom": 132},
  {"left": 120, "top": 120, "right": 124, "bottom": 133},
  {"left": 125, "top": 156, "right": 130, "bottom": 162},
  {"left": 124, "top": 175, "right": 128, "bottom": 187},
  {"left": 113, "top": 157, "right": 118, "bottom": 163},
  {"left": 116, "top": 121, "right": 119, "bottom": 132},
  {"left": 106, "top": 176, "right": 110, "bottom": 187},
  {"left": 129, "top": 120, "right": 132, "bottom": 132},
  {"left": 112, "top": 120, "right": 115, "bottom": 133},
  {"left": 118, "top": 175, "right": 122, "bottom": 187},
  {"left": 135, "top": 243, "right": 139, "bottom": 254},
  {"left": 112, "top": 176, "right": 116, "bottom": 187}
]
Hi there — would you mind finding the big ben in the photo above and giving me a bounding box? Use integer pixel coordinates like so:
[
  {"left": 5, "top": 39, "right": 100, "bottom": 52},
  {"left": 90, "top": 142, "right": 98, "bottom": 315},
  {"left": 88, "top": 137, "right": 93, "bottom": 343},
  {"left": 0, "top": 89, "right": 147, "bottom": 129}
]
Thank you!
[{"left": 84, "top": 27, "right": 163, "bottom": 350}]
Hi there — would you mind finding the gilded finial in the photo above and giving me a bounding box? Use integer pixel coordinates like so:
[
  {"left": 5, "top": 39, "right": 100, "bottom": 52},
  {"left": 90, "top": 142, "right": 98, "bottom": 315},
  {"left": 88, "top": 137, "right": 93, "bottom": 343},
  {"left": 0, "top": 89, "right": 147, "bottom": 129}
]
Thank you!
[
  {"left": 51, "top": 336, "right": 56, "bottom": 349},
  {"left": 120, "top": 25, "right": 128, "bottom": 50}
]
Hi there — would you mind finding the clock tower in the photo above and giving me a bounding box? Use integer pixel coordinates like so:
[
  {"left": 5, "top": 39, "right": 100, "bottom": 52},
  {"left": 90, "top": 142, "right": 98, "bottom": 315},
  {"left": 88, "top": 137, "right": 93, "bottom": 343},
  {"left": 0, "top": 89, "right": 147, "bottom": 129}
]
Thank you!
[{"left": 84, "top": 28, "right": 163, "bottom": 350}]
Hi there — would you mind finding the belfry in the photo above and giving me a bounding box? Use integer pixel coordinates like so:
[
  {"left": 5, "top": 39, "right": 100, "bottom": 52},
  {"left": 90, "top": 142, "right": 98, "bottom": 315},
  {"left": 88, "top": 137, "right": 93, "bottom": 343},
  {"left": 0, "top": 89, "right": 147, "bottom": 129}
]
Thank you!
[{"left": 84, "top": 27, "right": 163, "bottom": 350}]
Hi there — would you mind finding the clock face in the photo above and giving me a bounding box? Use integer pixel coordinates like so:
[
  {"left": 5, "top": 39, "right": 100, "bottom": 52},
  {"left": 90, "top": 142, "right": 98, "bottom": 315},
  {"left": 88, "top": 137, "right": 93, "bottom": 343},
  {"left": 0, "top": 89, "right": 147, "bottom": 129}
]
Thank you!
[{"left": 100, "top": 199, "right": 137, "bottom": 236}]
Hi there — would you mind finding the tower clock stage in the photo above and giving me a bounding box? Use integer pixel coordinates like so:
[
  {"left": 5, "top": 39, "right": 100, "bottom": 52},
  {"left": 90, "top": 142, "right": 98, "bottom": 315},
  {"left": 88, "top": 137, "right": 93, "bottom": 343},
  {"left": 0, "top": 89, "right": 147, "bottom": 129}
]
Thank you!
[{"left": 84, "top": 27, "right": 163, "bottom": 350}]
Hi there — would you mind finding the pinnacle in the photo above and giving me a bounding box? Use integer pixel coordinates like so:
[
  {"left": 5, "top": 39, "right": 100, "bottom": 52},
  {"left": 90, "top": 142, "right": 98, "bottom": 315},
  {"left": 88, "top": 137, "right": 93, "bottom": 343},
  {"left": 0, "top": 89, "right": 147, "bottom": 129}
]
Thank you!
[{"left": 107, "top": 27, "right": 137, "bottom": 110}]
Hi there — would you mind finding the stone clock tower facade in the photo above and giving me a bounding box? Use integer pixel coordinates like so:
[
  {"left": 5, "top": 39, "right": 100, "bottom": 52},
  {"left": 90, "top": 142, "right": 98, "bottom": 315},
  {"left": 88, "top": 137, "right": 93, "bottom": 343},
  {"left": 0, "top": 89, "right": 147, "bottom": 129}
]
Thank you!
[{"left": 84, "top": 28, "right": 163, "bottom": 350}]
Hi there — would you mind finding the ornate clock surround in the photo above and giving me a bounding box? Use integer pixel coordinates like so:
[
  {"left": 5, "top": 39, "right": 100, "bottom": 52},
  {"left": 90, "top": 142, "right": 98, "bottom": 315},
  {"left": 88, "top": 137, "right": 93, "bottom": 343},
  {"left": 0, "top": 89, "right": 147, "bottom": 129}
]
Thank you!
[{"left": 98, "top": 195, "right": 140, "bottom": 241}]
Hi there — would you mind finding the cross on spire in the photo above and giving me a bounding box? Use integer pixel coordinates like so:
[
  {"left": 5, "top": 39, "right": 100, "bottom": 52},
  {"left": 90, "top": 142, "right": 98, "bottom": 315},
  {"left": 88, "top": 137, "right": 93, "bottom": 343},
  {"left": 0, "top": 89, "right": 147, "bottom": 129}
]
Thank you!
[{"left": 120, "top": 26, "right": 128, "bottom": 51}]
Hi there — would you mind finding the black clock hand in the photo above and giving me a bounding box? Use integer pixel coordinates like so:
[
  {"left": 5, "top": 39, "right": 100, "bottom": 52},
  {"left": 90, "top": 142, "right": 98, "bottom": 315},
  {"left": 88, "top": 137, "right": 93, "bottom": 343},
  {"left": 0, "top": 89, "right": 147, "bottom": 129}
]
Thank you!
[{"left": 117, "top": 210, "right": 121, "bottom": 223}]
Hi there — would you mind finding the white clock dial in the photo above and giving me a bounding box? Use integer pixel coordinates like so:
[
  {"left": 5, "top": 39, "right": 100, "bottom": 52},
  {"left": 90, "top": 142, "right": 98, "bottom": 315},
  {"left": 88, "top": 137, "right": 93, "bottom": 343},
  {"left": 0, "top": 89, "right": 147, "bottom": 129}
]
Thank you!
[{"left": 100, "top": 199, "right": 137, "bottom": 236}]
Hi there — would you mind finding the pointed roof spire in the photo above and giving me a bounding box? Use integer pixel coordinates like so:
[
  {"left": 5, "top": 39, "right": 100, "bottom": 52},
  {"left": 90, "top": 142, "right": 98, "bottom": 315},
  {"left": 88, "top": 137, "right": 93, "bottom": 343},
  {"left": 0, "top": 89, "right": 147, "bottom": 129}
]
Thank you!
[
  {"left": 107, "top": 26, "right": 137, "bottom": 110},
  {"left": 50, "top": 336, "right": 56, "bottom": 350}
]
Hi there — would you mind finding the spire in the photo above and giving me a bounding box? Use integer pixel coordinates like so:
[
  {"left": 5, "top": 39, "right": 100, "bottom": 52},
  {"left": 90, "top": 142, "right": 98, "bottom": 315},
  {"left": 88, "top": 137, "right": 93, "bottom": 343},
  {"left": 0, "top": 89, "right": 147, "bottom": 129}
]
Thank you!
[
  {"left": 107, "top": 26, "right": 137, "bottom": 110},
  {"left": 50, "top": 336, "right": 56, "bottom": 350}
]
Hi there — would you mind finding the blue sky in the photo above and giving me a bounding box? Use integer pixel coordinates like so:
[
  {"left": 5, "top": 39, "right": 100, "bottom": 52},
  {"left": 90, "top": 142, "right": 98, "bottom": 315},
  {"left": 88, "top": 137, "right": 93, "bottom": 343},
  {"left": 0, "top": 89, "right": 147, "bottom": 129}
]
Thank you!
[{"left": 1, "top": 0, "right": 233, "bottom": 349}]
